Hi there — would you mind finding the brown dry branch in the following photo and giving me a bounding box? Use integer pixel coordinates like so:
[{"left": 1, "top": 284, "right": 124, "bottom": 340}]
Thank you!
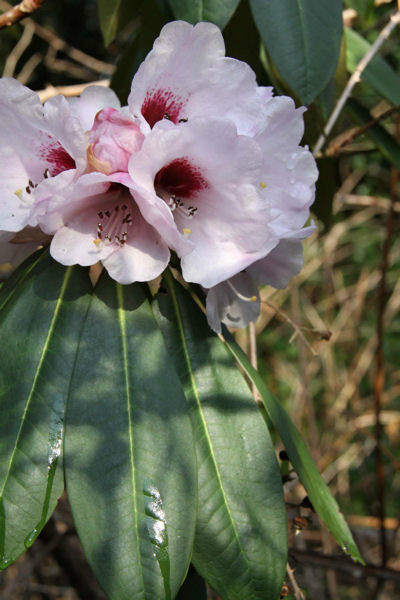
[
  {"left": 326, "top": 104, "right": 400, "bottom": 156},
  {"left": 0, "top": 0, "right": 115, "bottom": 78},
  {"left": 0, "top": 0, "right": 45, "bottom": 29},
  {"left": 290, "top": 549, "right": 400, "bottom": 583},
  {"left": 313, "top": 9, "right": 400, "bottom": 156}
]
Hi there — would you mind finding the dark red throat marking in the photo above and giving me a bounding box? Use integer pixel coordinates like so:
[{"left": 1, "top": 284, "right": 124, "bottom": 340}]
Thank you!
[
  {"left": 142, "top": 88, "right": 186, "bottom": 129},
  {"left": 40, "top": 141, "right": 76, "bottom": 176},
  {"left": 155, "top": 158, "right": 208, "bottom": 198}
]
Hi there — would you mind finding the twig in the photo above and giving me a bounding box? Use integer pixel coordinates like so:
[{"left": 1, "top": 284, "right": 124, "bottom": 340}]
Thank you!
[
  {"left": 313, "top": 10, "right": 400, "bottom": 157},
  {"left": 286, "top": 563, "right": 305, "bottom": 600},
  {"left": 0, "top": 0, "right": 45, "bottom": 29},
  {"left": 0, "top": 0, "right": 115, "bottom": 76},
  {"left": 17, "top": 50, "right": 42, "bottom": 84},
  {"left": 326, "top": 104, "right": 400, "bottom": 156},
  {"left": 36, "top": 79, "right": 110, "bottom": 103},
  {"left": 290, "top": 549, "right": 400, "bottom": 582},
  {"left": 264, "top": 300, "right": 319, "bottom": 357},
  {"left": 2, "top": 19, "right": 34, "bottom": 76}
]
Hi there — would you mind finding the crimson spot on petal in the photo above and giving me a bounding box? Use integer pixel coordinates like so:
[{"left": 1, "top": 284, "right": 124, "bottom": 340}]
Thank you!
[
  {"left": 155, "top": 158, "right": 208, "bottom": 198},
  {"left": 39, "top": 136, "right": 76, "bottom": 176},
  {"left": 142, "top": 88, "right": 186, "bottom": 129}
]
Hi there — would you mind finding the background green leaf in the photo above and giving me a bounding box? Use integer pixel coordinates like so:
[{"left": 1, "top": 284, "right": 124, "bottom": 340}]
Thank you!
[
  {"left": 0, "top": 251, "right": 92, "bottom": 568},
  {"left": 110, "top": 0, "right": 168, "bottom": 103},
  {"left": 97, "top": 0, "right": 142, "bottom": 46},
  {"left": 222, "top": 332, "right": 364, "bottom": 564},
  {"left": 65, "top": 276, "right": 197, "bottom": 600},
  {"left": 250, "top": 0, "right": 343, "bottom": 104},
  {"left": 345, "top": 27, "right": 400, "bottom": 106},
  {"left": 168, "top": 0, "right": 240, "bottom": 29},
  {"left": 153, "top": 273, "right": 287, "bottom": 600}
]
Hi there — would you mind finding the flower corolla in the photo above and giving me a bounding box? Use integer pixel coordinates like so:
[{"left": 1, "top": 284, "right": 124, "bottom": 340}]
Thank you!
[{"left": 0, "top": 20, "right": 318, "bottom": 332}]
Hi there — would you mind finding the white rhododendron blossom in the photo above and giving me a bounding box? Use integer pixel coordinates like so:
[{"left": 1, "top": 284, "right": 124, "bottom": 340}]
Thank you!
[{"left": 0, "top": 20, "right": 318, "bottom": 332}]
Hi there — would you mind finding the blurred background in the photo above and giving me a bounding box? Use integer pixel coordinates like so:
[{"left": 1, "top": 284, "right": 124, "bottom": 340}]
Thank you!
[{"left": 0, "top": 0, "right": 399, "bottom": 598}]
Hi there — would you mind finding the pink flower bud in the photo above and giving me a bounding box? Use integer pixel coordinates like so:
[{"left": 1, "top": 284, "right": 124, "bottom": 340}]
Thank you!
[{"left": 88, "top": 108, "right": 144, "bottom": 175}]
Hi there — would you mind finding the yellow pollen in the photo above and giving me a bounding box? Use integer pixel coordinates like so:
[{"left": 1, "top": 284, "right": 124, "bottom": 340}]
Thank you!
[
  {"left": 183, "top": 228, "right": 191, "bottom": 235},
  {"left": 14, "top": 189, "right": 23, "bottom": 197},
  {"left": 93, "top": 238, "right": 102, "bottom": 245},
  {"left": 259, "top": 181, "right": 267, "bottom": 189},
  {"left": 250, "top": 296, "right": 257, "bottom": 302}
]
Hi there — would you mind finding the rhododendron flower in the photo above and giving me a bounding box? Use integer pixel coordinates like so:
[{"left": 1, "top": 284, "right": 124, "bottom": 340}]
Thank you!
[
  {"left": 0, "top": 20, "right": 318, "bottom": 330},
  {"left": 128, "top": 20, "right": 271, "bottom": 135},
  {"left": 206, "top": 227, "right": 315, "bottom": 333},
  {"left": 35, "top": 173, "right": 169, "bottom": 284},
  {"left": 128, "top": 117, "right": 276, "bottom": 288},
  {"left": 0, "top": 79, "right": 120, "bottom": 234}
]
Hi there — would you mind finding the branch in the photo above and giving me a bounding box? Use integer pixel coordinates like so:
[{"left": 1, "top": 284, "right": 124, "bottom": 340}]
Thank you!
[
  {"left": 0, "top": 0, "right": 45, "bottom": 29},
  {"left": 313, "top": 10, "right": 400, "bottom": 157},
  {"left": 326, "top": 104, "right": 400, "bottom": 156},
  {"left": 290, "top": 549, "right": 400, "bottom": 583}
]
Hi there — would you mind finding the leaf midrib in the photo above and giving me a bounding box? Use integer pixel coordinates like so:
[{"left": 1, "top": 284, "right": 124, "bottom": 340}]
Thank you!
[
  {"left": 117, "top": 284, "right": 146, "bottom": 596},
  {"left": 165, "top": 274, "right": 256, "bottom": 595}
]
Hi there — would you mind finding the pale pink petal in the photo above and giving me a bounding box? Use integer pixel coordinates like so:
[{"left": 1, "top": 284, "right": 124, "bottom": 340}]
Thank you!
[
  {"left": 42, "top": 95, "right": 86, "bottom": 172},
  {"left": 129, "top": 118, "right": 275, "bottom": 288},
  {"left": 128, "top": 21, "right": 269, "bottom": 135},
  {"left": 206, "top": 272, "right": 260, "bottom": 333},
  {"left": 249, "top": 226, "right": 315, "bottom": 288},
  {"left": 67, "top": 85, "right": 121, "bottom": 132},
  {"left": 102, "top": 208, "right": 170, "bottom": 283}
]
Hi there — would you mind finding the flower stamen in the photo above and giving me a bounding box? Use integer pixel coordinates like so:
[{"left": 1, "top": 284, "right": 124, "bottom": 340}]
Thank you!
[
  {"left": 227, "top": 279, "right": 257, "bottom": 303},
  {"left": 94, "top": 203, "right": 133, "bottom": 247}
]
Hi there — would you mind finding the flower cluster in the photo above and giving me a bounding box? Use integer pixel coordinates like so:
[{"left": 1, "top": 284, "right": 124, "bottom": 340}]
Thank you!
[{"left": 0, "top": 21, "right": 317, "bottom": 332}]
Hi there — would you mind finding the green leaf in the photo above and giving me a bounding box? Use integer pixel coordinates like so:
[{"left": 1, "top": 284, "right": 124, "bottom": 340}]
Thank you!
[
  {"left": 250, "top": 0, "right": 343, "bottom": 104},
  {"left": 110, "top": 0, "right": 167, "bottom": 103},
  {"left": 345, "top": 27, "right": 400, "bottom": 106},
  {"left": 65, "top": 276, "right": 197, "bottom": 600},
  {"left": 168, "top": 0, "right": 240, "bottom": 29},
  {"left": 0, "top": 251, "right": 92, "bottom": 568},
  {"left": 221, "top": 332, "right": 364, "bottom": 564},
  {"left": 97, "top": 0, "right": 142, "bottom": 46},
  {"left": 347, "top": 98, "right": 400, "bottom": 171},
  {"left": 153, "top": 272, "right": 287, "bottom": 600}
]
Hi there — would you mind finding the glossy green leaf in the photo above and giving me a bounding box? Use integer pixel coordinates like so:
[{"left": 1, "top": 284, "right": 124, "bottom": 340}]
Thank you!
[
  {"left": 153, "top": 272, "right": 287, "bottom": 600},
  {"left": 347, "top": 98, "right": 400, "bottom": 171},
  {"left": 168, "top": 0, "right": 240, "bottom": 29},
  {"left": 65, "top": 276, "right": 197, "bottom": 600},
  {"left": 250, "top": 0, "right": 343, "bottom": 104},
  {"left": 0, "top": 251, "right": 92, "bottom": 568},
  {"left": 345, "top": 27, "right": 400, "bottom": 106},
  {"left": 222, "top": 333, "right": 364, "bottom": 564},
  {"left": 97, "top": 0, "right": 142, "bottom": 46},
  {"left": 110, "top": 0, "right": 167, "bottom": 103}
]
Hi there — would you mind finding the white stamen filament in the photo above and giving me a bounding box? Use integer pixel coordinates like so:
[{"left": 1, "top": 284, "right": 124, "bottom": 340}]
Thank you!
[{"left": 227, "top": 279, "right": 258, "bottom": 303}]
